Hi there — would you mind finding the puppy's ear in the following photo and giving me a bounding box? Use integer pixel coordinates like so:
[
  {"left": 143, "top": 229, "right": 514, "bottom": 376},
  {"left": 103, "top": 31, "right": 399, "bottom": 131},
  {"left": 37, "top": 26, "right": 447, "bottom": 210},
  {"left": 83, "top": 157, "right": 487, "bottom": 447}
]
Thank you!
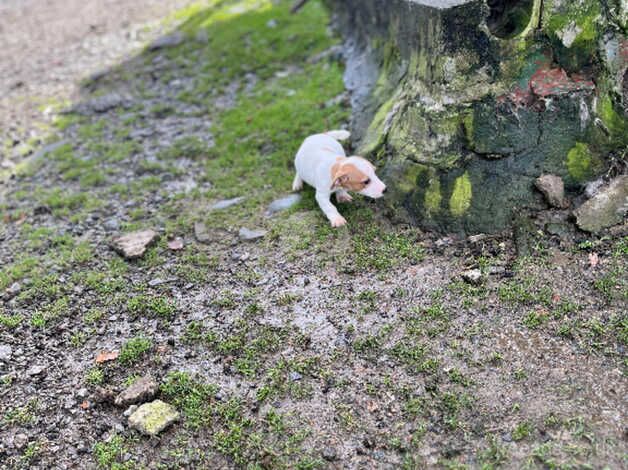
[{"left": 331, "top": 162, "right": 349, "bottom": 189}]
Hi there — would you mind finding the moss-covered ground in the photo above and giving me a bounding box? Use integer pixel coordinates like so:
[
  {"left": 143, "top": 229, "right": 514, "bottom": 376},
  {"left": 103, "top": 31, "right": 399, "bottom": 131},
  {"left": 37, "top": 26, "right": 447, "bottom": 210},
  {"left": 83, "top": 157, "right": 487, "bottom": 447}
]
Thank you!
[{"left": 0, "top": 1, "right": 626, "bottom": 468}]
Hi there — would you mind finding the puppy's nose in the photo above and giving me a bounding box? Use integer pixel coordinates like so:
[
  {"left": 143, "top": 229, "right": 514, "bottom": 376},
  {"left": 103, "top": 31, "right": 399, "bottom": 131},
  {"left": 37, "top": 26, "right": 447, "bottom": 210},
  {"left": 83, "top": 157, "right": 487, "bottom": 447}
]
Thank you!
[{"left": 382, "top": 187, "right": 388, "bottom": 194}]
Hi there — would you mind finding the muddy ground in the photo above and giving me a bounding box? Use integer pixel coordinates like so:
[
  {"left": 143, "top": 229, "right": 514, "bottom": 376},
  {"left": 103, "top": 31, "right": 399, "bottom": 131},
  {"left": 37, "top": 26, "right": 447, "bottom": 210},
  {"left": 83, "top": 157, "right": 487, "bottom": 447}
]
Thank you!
[{"left": 0, "top": 1, "right": 626, "bottom": 469}]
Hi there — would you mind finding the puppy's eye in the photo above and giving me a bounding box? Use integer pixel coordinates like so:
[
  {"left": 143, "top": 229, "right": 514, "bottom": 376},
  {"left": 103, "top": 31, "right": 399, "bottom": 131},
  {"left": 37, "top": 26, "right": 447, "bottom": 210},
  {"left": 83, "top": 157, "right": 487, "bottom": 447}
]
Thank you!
[{"left": 364, "top": 179, "right": 371, "bottom": 185}]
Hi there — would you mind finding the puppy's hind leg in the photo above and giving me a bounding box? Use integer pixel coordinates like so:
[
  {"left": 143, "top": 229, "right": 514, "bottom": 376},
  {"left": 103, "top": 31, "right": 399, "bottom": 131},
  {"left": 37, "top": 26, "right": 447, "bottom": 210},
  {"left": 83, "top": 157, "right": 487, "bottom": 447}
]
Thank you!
[{"left": 292, "top": 173, "right": 304, "bottom": 192}]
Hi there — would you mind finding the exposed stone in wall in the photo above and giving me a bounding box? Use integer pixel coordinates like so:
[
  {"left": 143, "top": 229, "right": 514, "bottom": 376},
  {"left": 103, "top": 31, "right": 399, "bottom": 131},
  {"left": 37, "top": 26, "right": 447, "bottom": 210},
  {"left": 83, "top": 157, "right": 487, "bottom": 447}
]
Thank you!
[{"left": 325, "top": 0, "right": 627, "bottom": 233}]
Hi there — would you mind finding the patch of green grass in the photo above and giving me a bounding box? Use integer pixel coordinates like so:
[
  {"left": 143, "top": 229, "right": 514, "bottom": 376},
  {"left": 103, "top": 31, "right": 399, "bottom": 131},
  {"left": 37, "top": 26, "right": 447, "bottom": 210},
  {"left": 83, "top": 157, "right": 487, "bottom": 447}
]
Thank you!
[
  {"left": 127, "top": 294, "right": 176, "bottom": 319},
  {"left": 159, "top": 136, "right": 211, "bottom": 160},
  {"left": 119, "top": 336, "right": 152, "bottom": 365},
  {"left": 512, "top": 420, "right": 533, "bottom": 441},
  {"left": 160, "top": 371, "right": 218, "bottom": 428},
  {"left": 0, "top": 256, "right": 39, "bottom": 290},
  {"left": 93, "top": 435, "right": 135, "bottom": 470},
  {"left": 0, "top": 313, "right": 23, "bottom": 329},
  {"left": 348, "top": 215, "right": 424, "bottom": 271},
  {"left": 522, "top": 309, "right": 549, "bottom": 329},
  {"left": 30, "top": 297, "right": 69, "bottom": 327},
  {"left": 86, "top": 367, "right": 105, "bottom": 386},
  {"left": 497, "top": 276, "right": 552, "bottom": 306},
  {"left": 213, "top": 291, "right": 237, "bottom": 309},
  {"left": 3, "top": 399, "right": 38, "bottom": 426},
  {"left": 479, "top": 435, "right": 509, "bottom": 468}
]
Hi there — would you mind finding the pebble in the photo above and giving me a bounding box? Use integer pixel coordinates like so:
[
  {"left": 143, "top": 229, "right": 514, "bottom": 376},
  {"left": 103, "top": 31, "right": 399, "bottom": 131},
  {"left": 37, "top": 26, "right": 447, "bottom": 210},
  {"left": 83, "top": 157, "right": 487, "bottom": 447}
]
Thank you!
[
  {"left": 0, "top": 344, "right": 12, "bottom": 361},
  {"left": 115, "top": 375, "right": 159, "bottom": 407},
  {"left": 322, "top": 447, "right": 337, "bottom": 461},
  {"left": 5, "top": 282, "right": 21, "bottom": 298},
  {"left": 239, "top": 227, "right": 267, "bottom": 241},
  {"left": 77, "top": 93, "right": 131, "bottom": 114},
  {"left": 194, "top": 222, "right": 211, "bottom": 243},
  {"left": 128, "top": 400, "right": 179, "bottom": 436},
  {"left": 534, "top": 174, "right": 569, "bottom": 209},
  {"left": 148, "top": 32, "right": 184, "bottom": 51},
  {"left": 111, "top": 230, "right": 158, "bottom": 259},
  {"left": 13, "top": 433, "right": 28, "bottom": 450},
  {"left": 26, "top": 364, "right": 46, "bottom": 377},
  {"left": 211, "top": 196, "right": 245, "bottom": 210},
  {"left": 103, "top": 218, "right": 120, "bottom": 231},
  {"left": 289, "top": 371, "right": 302, "bottom": 381},
  {"left": 461, "top": 269, "right": 483, "bottom": 285},
  {"left": 266, "top": 194, "right": 301, "bottom": 215}
]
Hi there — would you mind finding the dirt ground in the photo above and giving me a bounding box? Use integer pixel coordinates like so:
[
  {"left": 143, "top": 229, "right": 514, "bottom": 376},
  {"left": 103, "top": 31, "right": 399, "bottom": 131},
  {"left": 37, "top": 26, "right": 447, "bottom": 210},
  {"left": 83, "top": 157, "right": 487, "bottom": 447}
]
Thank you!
[{"left": 0, "top": 1, "right": 626, "bottom": 469}]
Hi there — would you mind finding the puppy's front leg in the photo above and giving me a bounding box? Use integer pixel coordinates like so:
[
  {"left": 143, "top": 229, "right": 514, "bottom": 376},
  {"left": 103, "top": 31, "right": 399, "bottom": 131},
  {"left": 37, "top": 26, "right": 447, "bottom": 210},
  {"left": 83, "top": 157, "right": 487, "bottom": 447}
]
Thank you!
[{"left": 315, "top": 191, "right": 346, "bottom": 227}]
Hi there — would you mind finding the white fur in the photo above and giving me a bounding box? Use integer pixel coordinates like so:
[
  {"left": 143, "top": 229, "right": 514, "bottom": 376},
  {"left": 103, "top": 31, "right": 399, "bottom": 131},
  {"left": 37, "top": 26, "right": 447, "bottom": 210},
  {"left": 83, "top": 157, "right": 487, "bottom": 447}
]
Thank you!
[{"left": 293, "top": 131, "right": 386, "bottom": 227}]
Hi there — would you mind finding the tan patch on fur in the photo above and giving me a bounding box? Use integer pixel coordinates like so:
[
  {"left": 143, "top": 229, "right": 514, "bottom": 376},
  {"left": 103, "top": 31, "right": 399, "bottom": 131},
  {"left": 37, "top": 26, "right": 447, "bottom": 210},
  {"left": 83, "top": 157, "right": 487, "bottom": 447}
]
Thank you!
[{"left": 331, "top": 162, "right": 369, "bottom": 191}]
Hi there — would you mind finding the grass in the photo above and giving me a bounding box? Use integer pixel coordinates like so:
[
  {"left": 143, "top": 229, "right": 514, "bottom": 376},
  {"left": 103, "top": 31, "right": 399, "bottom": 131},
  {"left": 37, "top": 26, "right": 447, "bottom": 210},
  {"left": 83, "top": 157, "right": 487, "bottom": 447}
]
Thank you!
[
  {"left": 119, "top": 336, "right": 153, "bottom": 365},
  {"left": 127, "top": 294, "right": 176, "bottom": 319}
]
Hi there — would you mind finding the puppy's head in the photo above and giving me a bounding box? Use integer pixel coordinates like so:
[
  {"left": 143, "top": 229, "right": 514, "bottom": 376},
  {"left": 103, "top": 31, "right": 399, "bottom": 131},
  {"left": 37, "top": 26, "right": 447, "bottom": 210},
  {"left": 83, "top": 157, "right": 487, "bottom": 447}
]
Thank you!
[{"left": 331, "top": 156, "right": 387, "bottom": 198}]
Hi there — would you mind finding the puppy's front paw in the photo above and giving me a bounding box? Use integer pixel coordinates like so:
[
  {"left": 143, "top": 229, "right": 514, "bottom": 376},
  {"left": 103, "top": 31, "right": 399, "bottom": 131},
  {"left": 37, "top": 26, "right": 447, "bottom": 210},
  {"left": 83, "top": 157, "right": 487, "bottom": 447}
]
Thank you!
[
  {"left": 336, "top": 192, "right": 353, "bottom": 203},
  {"left": 330, "top": 215, "right": 347, "bottom": 228}
]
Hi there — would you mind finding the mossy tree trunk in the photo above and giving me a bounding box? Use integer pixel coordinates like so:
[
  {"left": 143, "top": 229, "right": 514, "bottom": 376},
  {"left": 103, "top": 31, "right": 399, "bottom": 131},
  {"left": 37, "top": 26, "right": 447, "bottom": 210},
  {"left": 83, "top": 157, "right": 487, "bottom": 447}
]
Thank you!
[{"left": 325, "top": 0, "right": 627, "bottom": 233}]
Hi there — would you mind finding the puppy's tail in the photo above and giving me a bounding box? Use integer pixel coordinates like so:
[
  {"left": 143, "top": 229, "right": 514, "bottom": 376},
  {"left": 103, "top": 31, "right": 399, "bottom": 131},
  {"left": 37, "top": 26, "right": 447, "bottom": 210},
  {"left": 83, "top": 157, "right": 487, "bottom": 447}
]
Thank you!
[{"left": 324, "top": 130, "right": 351, "bottom": 142}]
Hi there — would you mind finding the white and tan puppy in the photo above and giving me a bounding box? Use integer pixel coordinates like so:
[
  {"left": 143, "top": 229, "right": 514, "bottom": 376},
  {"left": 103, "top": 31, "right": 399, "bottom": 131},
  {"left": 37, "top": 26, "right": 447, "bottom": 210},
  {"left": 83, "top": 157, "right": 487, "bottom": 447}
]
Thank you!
[{"left": 293, "top": 130, "right": 387, "bottom": 227}]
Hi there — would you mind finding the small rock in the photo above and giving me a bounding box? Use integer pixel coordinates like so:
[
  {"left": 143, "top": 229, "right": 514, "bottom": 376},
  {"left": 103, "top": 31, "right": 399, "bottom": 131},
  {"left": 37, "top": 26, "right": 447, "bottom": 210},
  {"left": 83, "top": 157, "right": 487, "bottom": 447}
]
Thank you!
[
  {"left": 13, "top": 433, "right": 28, "bottom": 450},
  {"left": 0, "top": 344, "right": 12, "bottom": 361},
  {"left": 148, "top": 278, "right": 166, "bottom": 287},
  {"left": 77, "top": 93, "right": 131, "bottom": 114},
  {"left": 115, "top": 375, "right": 158, "bottom": 407},
  {"left": 231, "top": 252, "right": 250, "bottom": 261},
  {"left": 167, "top": 238, "right": 184, "bottom": 251},
  {"left": 194, "top": 222, "right": 211, "bottom": 243},
  {"left": 148, "top": 32, "right": 184, "bottom": 51},
  {"left": 535, "top": 174, "right": 568, "bottom": 209},
  {"left": 26, "top": 365, "right": 46, "bottom": 377},
  {"left": 5, "top": 282, "right": 21, "bottom": 298},
  {"left": 111, "top": 230, "right": 158, "bottom": 259},
  {"left": 461, "top": 269, "right": 483, "bottom": 285},
  {"left": 93, "top": 387, "right": 116, "bottom": 404},
  {"left": 128, "top": 400, "right": 179, "bottom": 436},
  {"left": 103, "top": 218, "right": 120, "bottom": 231},
  {"left": 468, "top": 234, "right": 487, "bottom": 244},
  {"left": 574, "top": 176, "right": 628, "bottom": 233},
  {"left": 322, "top": 447, "right": 337, "bottom": 461},
  {"left": 488, "top": 266, "right": 506, "bottom": 275},
  {"left": 211, "top": 197, "right": 245, "bottom": 210},
  {"left": 266, "top": 194, "right": 301, "bottom": 215},
  {"left": 289, "top": 371, "right": 302, "bottom": 381},
  {"left": 239, "top": 227, "right": 267, "bottom": 241}
]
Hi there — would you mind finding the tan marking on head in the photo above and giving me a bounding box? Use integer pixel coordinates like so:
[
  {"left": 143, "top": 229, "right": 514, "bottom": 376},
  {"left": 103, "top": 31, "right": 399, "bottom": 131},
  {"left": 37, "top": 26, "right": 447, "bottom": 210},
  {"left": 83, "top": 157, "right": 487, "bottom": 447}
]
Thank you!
[{"left": 331, "top": 162, "right": 369, "bottom": 191}]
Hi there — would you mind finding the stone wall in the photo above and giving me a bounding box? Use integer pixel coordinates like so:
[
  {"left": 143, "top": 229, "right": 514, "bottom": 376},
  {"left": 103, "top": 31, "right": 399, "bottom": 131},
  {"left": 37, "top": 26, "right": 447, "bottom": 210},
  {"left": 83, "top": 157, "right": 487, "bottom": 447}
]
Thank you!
[{"left": 325, "top": 0, "right": 627, "bottom": 233}]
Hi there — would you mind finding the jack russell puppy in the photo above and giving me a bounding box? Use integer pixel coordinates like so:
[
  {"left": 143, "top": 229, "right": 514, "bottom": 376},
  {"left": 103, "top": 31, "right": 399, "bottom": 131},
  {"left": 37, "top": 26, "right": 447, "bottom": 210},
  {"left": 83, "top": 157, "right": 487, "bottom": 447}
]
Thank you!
[{"left": 293, "top": 130, "right": 387, "bottom": 227}]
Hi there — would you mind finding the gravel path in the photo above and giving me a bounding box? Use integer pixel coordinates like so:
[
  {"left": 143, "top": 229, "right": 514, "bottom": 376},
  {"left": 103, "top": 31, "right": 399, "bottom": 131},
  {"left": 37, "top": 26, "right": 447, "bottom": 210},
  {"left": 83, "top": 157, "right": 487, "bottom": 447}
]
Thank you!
[{"left": 0, "top": 0, "right": 195, "bottom": 169}]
